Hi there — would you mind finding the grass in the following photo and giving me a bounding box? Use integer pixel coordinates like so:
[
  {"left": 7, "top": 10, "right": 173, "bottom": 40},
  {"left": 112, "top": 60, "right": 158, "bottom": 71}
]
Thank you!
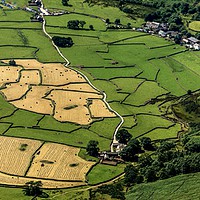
[
  {"left": 83, "top": 66, "right": 142, "bottom": 79},
  {"left": 144, "top": 123, "right": 180, "bottom": 140},
  {"left": 87, "top": 163, "right": 125, "bottom": 185},
  {"left": 5, "top": 127, "right": 111, "bottom": 150},
  {"left": 0, "top": 10, "right": 31, "bottom": 21},
  {"left": 127, "top": 114, "right": 174, "bottom": 138},
  {"left": 0, "top": 123, "right": 11, "bottom": 134},
  {"left": 89, "top": 117, "right": 121, "bottom": 139},
  {"left": 38, "top": 115, "right": 80, "bottom": 132},
  {"left": 122, "top": 116, "right": 136, "bottom": 129},
  {"left": 124, "top": 81, "right": 168, "bottom": 106},
  {"left": 45, "top": 13, "right": 106, "bottom": 31},
  {"left": 43, "top": 0, "right": 141, "bottom": 26},
  {"left": 189, "top": 21, "right": 200, "bottom": 31},
  {"left": 0, "top": 109, "right": 43, "bottom": 127},
  {"left": 111, "top": 77, "right": 144, "bottom": 93},
  {"left": 0, "top": 94, "right": 16, "bottom": 118},
  {"left": 78, "top": 148, "right": 99, "bottom": 162},
  {"left": 109, "top": 102, "right": 161, "bottom": 116},
  {"left": 92, "top": 79, "right": 127, "bottom": 102},
  {"left": 126, "top": 172, "right": 200, "bottom": 200},
  {"left": 0, "top": 46, "right": 36, "bottom": 60}
]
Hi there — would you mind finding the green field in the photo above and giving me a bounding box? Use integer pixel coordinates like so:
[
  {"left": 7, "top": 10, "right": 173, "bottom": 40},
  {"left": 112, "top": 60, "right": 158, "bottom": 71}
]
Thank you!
[
  {"left": 0, "top": 0, "right": 200, "bottom": 197},
  {"left": 126, "top": 172, "right": 200, "bottom": 200},
  {"left": 87, "top": 164, "right": 125, "bottom": 184}
]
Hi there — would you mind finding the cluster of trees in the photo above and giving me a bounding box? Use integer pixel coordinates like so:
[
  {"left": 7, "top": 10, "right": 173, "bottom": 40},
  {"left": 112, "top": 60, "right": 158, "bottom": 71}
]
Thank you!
[
  {"left": 116, "top": 129, "right": 154, "bottom": 161},
  {"left": 62, "top": 0, "right": 69, "bottom": 6},
  {"left": 52, "top": 36, "right": 73, "bottom": 47},
  {"left": 92, "top": 183, "right": 125, "bottom": 199},
  {"left": 124, "top": 137, "right": 200, "bottom": 186},
  {"left": 86, "top": 140, "right": 99, "bottom": 157},
  {"left": 67, "top": 20, "right": 94, "bottom": 30}
]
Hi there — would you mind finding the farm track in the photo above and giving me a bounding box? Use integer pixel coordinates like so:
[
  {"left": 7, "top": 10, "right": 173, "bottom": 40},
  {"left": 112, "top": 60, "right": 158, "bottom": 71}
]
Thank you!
[{"left": 40, "top": 1, "right": 124, "bottom": 152}]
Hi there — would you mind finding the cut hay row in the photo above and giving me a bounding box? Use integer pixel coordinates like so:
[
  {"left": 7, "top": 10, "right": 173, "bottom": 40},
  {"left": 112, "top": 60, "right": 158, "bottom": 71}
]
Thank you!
[
  {"left": 9, "top": 59, "right": 86, "bottom": 85},
  {"left": 0, "top": 172, "right": 85, "bottom": 188},
  {"left": 0, "top": 136, "right": 42, "bottom": 176},
  {"left": 0, "top": 59, "right": 116, "bottom": 125},
  {"left": 27, "top": 143, "right": 94, "bottom": 181},
  {"left": 89, "top": 99, "right": 116, "bottom": 118},
  {"left": 48, "top": 90, "right": 103, "bottom": 124},
  {"left": 0, "top": 66, "right": 22, "bottom": 88}
]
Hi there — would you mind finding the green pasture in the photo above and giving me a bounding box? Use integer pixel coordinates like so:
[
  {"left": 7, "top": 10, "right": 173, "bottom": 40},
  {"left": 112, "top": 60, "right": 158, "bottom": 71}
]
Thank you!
[
  {"left": 109, "top": 102, "right": 161, "bottom": 116},
  {"left": 102, "top": 44, "right": 185, "bottom": 67},
  {"left": 124, "top": 81, "right": 168, "bottom": 106},
  {"left": 150, "top": 59, "right": 186, "bottom": 96},
  {"left": 87, "top": 163, "right": 125, "bottom": 185},
  {"left": 46, "top": 26, "right": 99, "bottom": 37},
  {"left": 172, "top": 51, "right": 200, "bottom": 75},
  {"left": 38, "top": 115, "right": 80, "bottom": 132},
  {"left": 21, "top": 30, "right": 63, "bottom": 62},
  {"left": 0, "top": 22, "right": 41, "bottom": 29},
  {"left": 122, "top": 116, "right": 136, "bottom": 129},
  {"left": 0, "top": 29, "right": 25, "bottom": 45},
  {"left": 126, "top": 172, "right": 200, "bottom": 200},
  {"left": 60, "top": 45, "right": 109, "bottom": 66},
  {"left": 43, "top": 0, "right": 140, "bottom": 26},
  {"left": 45, "top": 13, "right": 106, "bottom": 31},
  {"left": 89, "top": 117, "right": 121, "bottom": 140},
  {"left": 0, "top": 109, "right": 43, "bottom": 127},
  {"left": 189, "top": 21, "right": 200, "bottom": 31},
  {"left": 0, "top": 123, "right": 11, "bottom": 135},
  {"left": 144, "top": 123, "right": 180, "bottom": 140},
  {"left": 116, "top": 34, "right": 173, "bottom": 48},
  {"left": 5, "top": 127, "right": 111, "bottom": 150},
  {"left": 111, "top": 77, "right": 144, "bottom": 93},
  {"left": 0, "top": 46, "right": 36, "bottom": 60},
  {"left": 0, "top": 94, "right": 16, "bottom": 118},
  {"left": 0, "top": 9, "right": 31, "bottom": 21},
  {"left": 99, "top": 31, "right": 147, "bottom": 43},
  {"left": 127, "top": 114, "right": 173, "bottom": 138},
  {"left": 83, "top": 66, "right": 142, "bottom": 79},
  {"left": 51, "top": 33, "right": 102, "bottom": 46},
  {"left": 92, "top": 79, "right": 127, "bottom": 102}
]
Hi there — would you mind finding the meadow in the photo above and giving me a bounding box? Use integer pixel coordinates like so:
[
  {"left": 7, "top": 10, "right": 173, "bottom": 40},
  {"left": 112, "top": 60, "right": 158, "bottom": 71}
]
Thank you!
[
  {"left": 0, "top": 0, "right": 200, "bottom": 191},
  {"left": 126, "top": 172, "right": 200, "bottom": 200}
]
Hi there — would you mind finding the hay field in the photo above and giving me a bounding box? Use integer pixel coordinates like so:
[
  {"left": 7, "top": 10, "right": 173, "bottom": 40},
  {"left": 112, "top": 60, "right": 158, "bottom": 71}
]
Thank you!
[
  {"left": 0, "top": 136, "right": 42, "bottom": 176},
  {"left": 0, "top": 66, "right": 22, "bottom": 88},
  {"left": 12, "top": 59, "right": 86, "bottom": 85},
  {"left": 11, "top": 86, "right": 54, "bottom": 115},
  {"left": 0, "top": 172, "right": 85, "bottom": 188},
  {"left": 1, "top": 59, "right": 116, "bottom": 125},
  {"left": 48, "top": 90, "right": 103, "bottom": 124},
  {"left": 27, "top": 143, "right": 94, "bottom": 181},
  {"left": 89, "top": 99, "right": 116, "bottom": 118}
]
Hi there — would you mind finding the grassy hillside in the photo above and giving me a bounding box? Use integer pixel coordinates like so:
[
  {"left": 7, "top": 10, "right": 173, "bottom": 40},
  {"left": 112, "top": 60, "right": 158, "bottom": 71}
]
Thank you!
[{"left": 126, "top": 172, "right": 200, "bottom": 200}]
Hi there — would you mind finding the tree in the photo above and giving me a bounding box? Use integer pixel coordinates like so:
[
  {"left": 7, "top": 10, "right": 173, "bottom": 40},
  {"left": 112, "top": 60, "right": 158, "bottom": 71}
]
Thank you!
[
  {"left": 105, "top": 18, "right": 110, "bottom": 24},
  {"left": 114, "top": 18, "right": 120, "bottom": 25},
  {"left": 62, "top": 0, "right": 69, "bottom": 6},
  {"left": 140, "top": 137, "right": 154, "bottom": 150},
  {"left": 86, "top": 140, "right": 99, "bottom": 157},
  {"left": 67, "top": 20, "right": 80, "bottom": 29},
  {"left": 144, "top": 166, "right": 157, "bottom": 182},
  {"left": 116, "top": 129, "right": 132, "bottom": 144},
  {"left": 9, "top": 59, "right": 16, "bottom": 66},
  {"left": 124, "top": 164, "right": 139, "bottom": 186},
  {"left": 79, "top": 20, "right": 86, "bottom": 29},
  {"left": 23, "top": 181, "right": 43, "bottom": 196},
  {"left": 52, "top": 36, "right": 73, "bottom": 47},
  {"left": 89, "top": 25, "right": 94, "bottom": 30}
]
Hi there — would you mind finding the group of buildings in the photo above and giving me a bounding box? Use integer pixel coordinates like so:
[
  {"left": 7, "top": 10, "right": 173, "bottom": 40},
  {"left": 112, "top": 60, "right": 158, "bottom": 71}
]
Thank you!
[{"left": 137, "top": 21, "right": 200, "bottom": 50}]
